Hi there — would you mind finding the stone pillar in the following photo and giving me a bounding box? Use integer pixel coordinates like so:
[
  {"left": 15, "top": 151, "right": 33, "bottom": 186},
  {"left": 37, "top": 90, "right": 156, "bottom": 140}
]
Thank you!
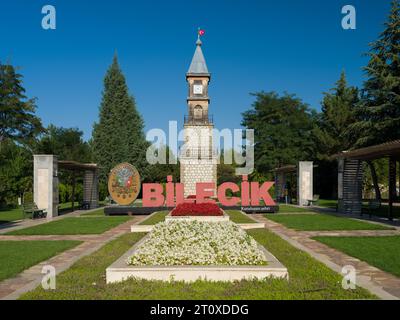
[
  {"left": 83, "top": 169, "right": 99, "bottom": 209},
  {"left": 297, "top": 161, "right": 313, "bottom": 206},
  {"left": 337, "top": 159, "right": 363, "bottom": 215},
  {"left": 388, "top": 157, "right": 396, "bottom": 220},
  {"left": 180, "top": 125, "right": 217, "bottom": 197},
  {"left": 337, "top": 158, "right": 344, "bottom": 211},
  {"left": 33, "top": 155, "right": 59, "bottom": 218},
  {"left": 275, "top": 172, "right": 286, "bottom": 203}
]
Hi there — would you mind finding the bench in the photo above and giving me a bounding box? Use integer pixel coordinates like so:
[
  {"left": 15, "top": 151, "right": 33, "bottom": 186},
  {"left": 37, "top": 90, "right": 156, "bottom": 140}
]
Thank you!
[
  {"left": 80, "top": 201, "right": 91, "bottom": 210},
  {"left": 22, "top": 203, "right": 47, "bottom": 220},
  {"left": 307, "top": 195, "right": 320, "bottom": 207}
]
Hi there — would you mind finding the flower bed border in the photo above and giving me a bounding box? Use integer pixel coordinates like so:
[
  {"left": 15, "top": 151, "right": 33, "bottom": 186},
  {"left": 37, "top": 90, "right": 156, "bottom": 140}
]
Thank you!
[
  {"left": 164, "top": 210, "right": 230, "bottom": 223},
  {"left": 106, "top": 234, "right": 288, "bottom": 283}
]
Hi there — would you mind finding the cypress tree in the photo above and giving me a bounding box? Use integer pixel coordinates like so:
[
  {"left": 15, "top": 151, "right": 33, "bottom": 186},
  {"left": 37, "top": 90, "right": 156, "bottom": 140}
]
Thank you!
[
  {"left": 314, "top": 71, "right": 358, "bottom": 159},
  {"left": 351, "top": 0, "right": 400, "bottom": 147},
  {"left": 92, "top": 55, "right": 149, "bottom": 185}
]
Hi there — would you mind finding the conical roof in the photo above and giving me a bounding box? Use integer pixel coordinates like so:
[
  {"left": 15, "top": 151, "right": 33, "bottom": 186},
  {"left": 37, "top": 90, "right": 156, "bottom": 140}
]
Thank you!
[{"left": 187, "top": 39, "right": 209, "bottom": 75}]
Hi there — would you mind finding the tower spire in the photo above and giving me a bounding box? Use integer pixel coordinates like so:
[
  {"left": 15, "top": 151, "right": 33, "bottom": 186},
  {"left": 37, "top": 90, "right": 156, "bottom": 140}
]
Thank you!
[{"left": 187, "top": 28, "right": 209, "bottom": 75}]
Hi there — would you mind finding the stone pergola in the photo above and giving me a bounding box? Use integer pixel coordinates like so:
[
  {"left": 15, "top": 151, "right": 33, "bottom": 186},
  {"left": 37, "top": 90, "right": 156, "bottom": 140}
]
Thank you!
[
  {"left": 274, "top": 161, "right": 314, "bottom": 206},
  {"left": 33, "top": 155, "right": 99, "bottom": 218},
  {"left": 333, "top": 140, "right": 400, "bottom": 220}
]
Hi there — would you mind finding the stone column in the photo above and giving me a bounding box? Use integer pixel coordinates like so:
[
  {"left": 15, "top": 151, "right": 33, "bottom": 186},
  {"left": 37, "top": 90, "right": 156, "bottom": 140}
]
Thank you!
[
  {"left": 274, "top": 172, "right": 286, "bottom": 203},
  {"left": 297, "top": 161, "right": 314, "bottom": 206},
  {"left": 337, "top": 159, "right": 363, "bottom": 215},
  {"left": 83, "top": 169, "right": 99, "bottom": 209},
  {"left": 337, "top": 158, "right": 344, "bottom": 212},
  {"left": 33, "top": 155, "right": 59, "bottom": 218},
  {"left": 388, "top": 157, "right": 396, "bottom": 220}
]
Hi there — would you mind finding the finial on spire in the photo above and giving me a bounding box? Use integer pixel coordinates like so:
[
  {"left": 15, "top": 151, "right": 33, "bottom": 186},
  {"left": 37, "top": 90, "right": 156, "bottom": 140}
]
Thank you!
[{"left": 197, "top": 27, "right": 205, "bottom": 45}]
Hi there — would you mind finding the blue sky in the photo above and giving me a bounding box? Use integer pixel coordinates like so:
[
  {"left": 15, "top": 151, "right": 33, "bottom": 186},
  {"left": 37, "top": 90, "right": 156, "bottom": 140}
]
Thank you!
[{"left": 0, "top": 0, "right": 392, "bottom": 140}]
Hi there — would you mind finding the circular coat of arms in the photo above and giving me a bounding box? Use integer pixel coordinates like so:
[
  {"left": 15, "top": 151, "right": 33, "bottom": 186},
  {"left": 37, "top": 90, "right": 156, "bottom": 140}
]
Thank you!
[{"left": 108, "top": 163, "right": 141, "bottom": 206}]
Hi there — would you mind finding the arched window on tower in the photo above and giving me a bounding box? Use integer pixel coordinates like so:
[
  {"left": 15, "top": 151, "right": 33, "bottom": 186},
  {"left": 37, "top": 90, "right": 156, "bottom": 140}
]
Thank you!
[{"left": 193, "top": 105, "right": 203, "bottom": 120}]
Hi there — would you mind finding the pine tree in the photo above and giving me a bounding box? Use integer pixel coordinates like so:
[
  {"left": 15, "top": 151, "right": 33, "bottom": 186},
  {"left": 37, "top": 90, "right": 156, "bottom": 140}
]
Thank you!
[
  {"left": 92, "top": 55, "right": 149, "bottom": 184},
  {"left": 0, "top": 62, "right": 44, "bottom": 147},
  {"left": 351, "top": 0, "right": 400, "bottom": 147},
  {"left": 313, "top": 71, "right": 359, "bottom": 159}
]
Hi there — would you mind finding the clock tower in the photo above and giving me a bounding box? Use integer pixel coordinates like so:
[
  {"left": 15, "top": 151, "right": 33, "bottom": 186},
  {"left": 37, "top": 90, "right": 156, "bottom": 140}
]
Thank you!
[{"left": 180, "top": 35, "right": 217, "bottom": 196}]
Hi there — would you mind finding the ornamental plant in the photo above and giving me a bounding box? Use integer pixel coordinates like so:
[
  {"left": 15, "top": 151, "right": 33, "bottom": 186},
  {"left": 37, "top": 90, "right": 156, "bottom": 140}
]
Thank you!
[
  {"left": 171, "top": 202, "right": 223, "bottom": 216},
  {"left": 126, "top": 220, "right": 267, "bottom": 266}
]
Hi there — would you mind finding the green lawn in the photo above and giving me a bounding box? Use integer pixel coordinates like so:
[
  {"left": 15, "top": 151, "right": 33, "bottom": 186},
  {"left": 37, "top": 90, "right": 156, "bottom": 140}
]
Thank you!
[
  {"left": 5, "top": 217, "right": 131, "bottom": 236},
  {"left": 0, "top": 240, "right": 81, "bottom": 281},
  {"left": 318, "top": 199, "right": 338, "bottom": 209},
  {"left": 139, "top": 211, "right": 169, "bottom": 225},
  {"left": 318, "top": 199, "right": 400, "bottom": 219},
  {"left": 0, "top": 208, "right": 24, "bottom": 224},
  {"left": 0, "top": 202, "right": 105, "bottom": 224},
  {"left": 225, "top": 210, "right": 257, "bottom": 224},
  {"left": 362, "top": 204, "right": 400, "bottom": 219},
  {"left": 314, "top": 236, "right": 400, "bottom": 278},
  {"left": 278, "top": 205, "right": 312, "bottom": 213},
  {"left": 19, "top": 229, "right": 375, "bottom": 300},
  {"left": 265, "top": 214, "right": 393, "bottom": 231}
]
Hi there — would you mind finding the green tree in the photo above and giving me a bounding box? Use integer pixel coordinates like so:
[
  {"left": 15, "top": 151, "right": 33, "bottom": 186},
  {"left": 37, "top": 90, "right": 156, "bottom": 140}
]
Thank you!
[
  {"left": 313, "top": 71, "right": 359, "bottom": 159},
  {"left": 0, "top": 140, "right": 32, "bottom": 206},
  {"left": 92, "top": 55, "right": 149, "bottom": 185},
  {"left": 35, "top": 125, "right": 92, "bottom": 162},
  {"left": 241, "top": 91, "right": 315, "bottom": 175},
  {"left": 218, "top": 149, "right": 241, "bottom": 185},
  {"left": 0, "top": 62, "right": 44, "bottom": 147},
  {"left": 312, "top": 72, "right": 359, "bottom": 199},
  {"left": 35, "top": 125, "right": 93, "bottom": 204},
  {"left": 351, "top": 0, "right": 400, "bottom": 147},
  {"left": 146, "top": 143, "right": 180, "bottom": 183}
]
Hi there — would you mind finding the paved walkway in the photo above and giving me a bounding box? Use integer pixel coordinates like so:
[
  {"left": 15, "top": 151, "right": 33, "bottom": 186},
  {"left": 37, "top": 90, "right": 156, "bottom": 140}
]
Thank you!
[
  {"left": 0, "top": 215, "right": 145, "bottom": 300},
  {"left": 252, "top": 214, "right": 400, "bottom": 300}
]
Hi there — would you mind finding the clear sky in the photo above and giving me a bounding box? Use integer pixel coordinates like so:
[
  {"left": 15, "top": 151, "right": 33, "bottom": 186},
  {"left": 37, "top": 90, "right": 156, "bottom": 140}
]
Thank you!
[{"left": 0, "top": 0, "right": 393, "bottom": 141}]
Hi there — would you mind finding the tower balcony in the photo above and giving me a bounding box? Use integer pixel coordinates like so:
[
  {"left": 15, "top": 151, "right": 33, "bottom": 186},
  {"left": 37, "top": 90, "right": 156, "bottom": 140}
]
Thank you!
[{"left": 184, "top": 114, "right": 213, "bottom": 125}]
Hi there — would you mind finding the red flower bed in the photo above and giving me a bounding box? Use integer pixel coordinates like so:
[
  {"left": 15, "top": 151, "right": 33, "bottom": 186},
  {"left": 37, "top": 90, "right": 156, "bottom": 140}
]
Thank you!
[{"left": 171, "top": 203, "right": 223, "bottom": 216}]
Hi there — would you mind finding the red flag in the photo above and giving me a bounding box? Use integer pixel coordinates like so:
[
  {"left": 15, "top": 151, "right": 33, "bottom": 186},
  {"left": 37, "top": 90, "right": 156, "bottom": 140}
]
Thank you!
[{"left": 198, "top": 29, "right": 205, "bottom": 37}]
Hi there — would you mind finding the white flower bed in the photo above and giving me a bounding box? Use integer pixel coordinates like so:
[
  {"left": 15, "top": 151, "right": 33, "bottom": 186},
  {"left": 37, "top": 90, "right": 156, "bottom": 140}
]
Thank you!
[{"left": 126, "top": 220, "right": 267, "bottom": 266}]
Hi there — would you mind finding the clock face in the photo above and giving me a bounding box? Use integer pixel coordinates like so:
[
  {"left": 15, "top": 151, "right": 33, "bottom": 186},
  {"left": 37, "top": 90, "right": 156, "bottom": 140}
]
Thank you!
[{"left": 193, "top": 84, "right": 203, "bottom": 95}]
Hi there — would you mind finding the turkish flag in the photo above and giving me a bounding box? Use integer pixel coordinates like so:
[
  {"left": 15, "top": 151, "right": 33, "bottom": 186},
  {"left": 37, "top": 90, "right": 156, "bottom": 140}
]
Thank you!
[{"left": 198, "top": 29, "right": 205, "bottom": 36}]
